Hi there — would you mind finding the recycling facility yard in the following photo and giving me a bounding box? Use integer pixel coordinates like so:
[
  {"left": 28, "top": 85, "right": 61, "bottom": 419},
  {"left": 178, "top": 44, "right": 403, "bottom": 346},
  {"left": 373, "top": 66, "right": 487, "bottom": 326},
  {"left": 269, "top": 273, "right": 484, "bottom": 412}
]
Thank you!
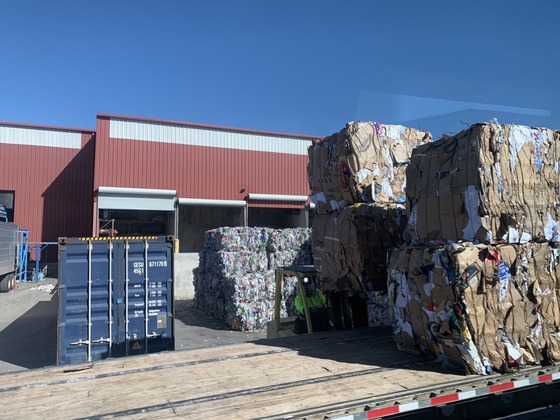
[{"left": 0, "top": 277, "right": 266, "bottom": 375}]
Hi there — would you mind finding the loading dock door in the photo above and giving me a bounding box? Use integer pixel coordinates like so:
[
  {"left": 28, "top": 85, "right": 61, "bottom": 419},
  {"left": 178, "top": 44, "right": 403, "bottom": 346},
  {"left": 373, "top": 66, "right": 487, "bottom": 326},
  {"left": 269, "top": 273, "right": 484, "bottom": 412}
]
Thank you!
[
  {"left": 97, "top": 187, "right": 176, "bottom": 211},
  {"left": 96, "top": 187, "right": 177, "bottom": 236}
]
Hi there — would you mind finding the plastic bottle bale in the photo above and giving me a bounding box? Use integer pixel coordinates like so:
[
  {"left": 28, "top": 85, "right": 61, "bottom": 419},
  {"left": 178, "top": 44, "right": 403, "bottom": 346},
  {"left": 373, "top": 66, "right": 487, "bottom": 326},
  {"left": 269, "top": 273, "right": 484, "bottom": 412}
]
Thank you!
[
  {"left": 204, "top": 227, "right": 270, "bottom": 251},
  {"left": 366, "top": 291, "right": 393, "bottom": 327}
]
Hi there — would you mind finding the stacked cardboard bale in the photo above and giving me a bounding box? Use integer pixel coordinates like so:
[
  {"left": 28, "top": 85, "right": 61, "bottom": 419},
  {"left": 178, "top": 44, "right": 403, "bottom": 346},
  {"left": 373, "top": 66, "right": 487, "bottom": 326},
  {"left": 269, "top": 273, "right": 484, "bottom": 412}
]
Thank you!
[
  {"left": 388, "top": 122, "right": 560, "bottom": 374},
  {"left": 309, "top": 121, "right": 431, "bottom": 212},
  {"left": 308, "top": 121, "right": 431, "bottom": 325},
  {"left": 406, "top": 122, "right": 560, "bottom": 244},
  {"left": 388, "top": 242, "right": 560, "bottom": 374},
  {"left": 193, "top": 227, "right": 312, "bottom": 332},
  {"left": 312, "top": 203, "right": 408, "bottom": 292}
]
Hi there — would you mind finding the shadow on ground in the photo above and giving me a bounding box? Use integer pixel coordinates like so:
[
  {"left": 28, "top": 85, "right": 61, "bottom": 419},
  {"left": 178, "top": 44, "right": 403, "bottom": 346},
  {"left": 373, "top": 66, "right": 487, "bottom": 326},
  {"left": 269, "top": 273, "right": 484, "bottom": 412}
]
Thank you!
[
  {"left": 174, "top": 299, "right": 234, "bottom": 330},
  {"left": 252, "top": 325, "right": 468, "bottom": 376},
  {"left": 0, "top": 292, "right": 58, "bottom": 369},
  {"left": 173, "top": 299, "right": 267, "bottom": 350}
]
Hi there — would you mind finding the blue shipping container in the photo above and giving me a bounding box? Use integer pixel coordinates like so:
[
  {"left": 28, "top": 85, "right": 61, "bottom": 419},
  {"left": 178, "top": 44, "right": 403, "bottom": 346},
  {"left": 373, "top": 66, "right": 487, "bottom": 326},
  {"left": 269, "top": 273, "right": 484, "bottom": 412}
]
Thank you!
[{"left": 57, "top": 236, "right": 175, "bottom": 365}]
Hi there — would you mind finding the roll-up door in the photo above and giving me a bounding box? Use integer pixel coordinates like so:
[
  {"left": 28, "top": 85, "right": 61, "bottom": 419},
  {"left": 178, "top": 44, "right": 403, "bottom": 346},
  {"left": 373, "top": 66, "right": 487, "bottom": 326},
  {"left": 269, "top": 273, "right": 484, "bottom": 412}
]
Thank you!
[{"left": 97, "top": 187, "right": 176, "bottom": 211}]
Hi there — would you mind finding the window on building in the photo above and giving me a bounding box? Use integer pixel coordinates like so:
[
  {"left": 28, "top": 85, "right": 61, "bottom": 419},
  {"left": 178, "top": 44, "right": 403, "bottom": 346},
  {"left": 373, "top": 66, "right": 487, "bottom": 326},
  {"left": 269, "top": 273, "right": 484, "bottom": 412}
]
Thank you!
[{"left": 0, "top": 191, "right": 15, "bottom": 222}]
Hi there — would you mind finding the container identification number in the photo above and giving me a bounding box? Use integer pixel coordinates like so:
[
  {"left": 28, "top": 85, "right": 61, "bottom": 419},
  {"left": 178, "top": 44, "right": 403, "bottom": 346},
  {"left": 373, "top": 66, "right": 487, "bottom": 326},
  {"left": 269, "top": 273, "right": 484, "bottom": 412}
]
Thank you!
[{"left": 149, "top": 260, "right": 167, "bottom": 268}]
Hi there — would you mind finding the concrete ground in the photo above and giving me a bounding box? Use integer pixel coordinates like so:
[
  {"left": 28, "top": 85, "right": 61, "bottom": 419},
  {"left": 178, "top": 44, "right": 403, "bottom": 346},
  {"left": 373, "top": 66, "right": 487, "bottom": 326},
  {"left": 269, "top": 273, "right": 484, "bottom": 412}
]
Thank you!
[{"left": 0, "top": 278, "right": 266, "bottom": 374}]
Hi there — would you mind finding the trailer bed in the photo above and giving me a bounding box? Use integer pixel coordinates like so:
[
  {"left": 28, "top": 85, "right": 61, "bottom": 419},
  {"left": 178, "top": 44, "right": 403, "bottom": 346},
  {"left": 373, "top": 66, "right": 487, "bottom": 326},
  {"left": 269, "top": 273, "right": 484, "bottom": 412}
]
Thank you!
[{"left": 0, "top": 327, "right": 556, "bottom": 419}]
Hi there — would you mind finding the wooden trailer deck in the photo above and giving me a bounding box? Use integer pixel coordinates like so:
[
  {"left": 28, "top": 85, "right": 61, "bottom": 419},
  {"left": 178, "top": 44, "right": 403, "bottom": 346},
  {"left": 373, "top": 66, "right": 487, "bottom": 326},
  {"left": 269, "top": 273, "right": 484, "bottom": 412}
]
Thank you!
[{"left": 0, "top": 327, "right": 484, "bottom": 419}]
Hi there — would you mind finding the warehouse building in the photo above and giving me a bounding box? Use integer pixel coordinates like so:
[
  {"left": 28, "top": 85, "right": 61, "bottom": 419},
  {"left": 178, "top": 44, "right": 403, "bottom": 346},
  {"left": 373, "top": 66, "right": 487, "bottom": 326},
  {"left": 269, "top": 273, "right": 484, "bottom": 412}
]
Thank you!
[
  {"left": 0, "top": 114, "right": 320, "bottom": 297},
  {"left": 0, "top": 121, "right": 96, "bottom": 244}
]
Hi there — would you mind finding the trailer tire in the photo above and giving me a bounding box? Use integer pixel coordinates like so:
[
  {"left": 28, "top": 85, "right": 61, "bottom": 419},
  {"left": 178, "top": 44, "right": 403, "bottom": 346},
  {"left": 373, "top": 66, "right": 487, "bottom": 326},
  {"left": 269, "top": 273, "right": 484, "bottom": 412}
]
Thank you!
[
  {"left": 0, "top": 272, "right": 15, "bottom": 292},
  {"left": 0, "top": 274, "right": 11, "bottom": 292}
]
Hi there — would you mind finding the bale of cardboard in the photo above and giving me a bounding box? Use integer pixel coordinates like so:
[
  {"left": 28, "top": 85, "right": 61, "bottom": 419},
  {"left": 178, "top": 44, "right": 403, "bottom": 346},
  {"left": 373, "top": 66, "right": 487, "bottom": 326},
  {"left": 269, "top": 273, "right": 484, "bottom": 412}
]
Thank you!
[
  {"left": 307, "top": 121, "right": 429, "bottom": 327},
  {"left": 312, "top": 203, "right": 407, "bottom": 293},
  {"left": 308, "top": 121, "right": 431, "bottom": 213},
  {"left": 406, "top": 122, "right": 560, "bottom": 244},
  {"left": 387, "top": 242, "right": 560, "bottom": 374}
]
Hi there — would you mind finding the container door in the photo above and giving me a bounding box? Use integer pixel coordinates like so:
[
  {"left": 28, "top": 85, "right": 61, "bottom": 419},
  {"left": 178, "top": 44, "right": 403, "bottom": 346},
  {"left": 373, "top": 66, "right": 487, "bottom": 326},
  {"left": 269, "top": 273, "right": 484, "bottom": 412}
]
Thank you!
[
  {"left": 58, "top": 237, "right": 174, "bottom": 365},
  {"left": 113, "top": 239, "right": 174, "bottom": 357},
  {"left": 58, "top": 240, "right": 115, "bottom": 365}
]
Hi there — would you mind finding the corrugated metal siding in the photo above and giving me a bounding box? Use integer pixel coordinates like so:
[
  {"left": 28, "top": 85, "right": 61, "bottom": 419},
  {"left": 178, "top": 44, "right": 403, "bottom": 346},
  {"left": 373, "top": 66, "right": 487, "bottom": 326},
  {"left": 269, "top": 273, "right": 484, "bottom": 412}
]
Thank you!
[
  {"left": 95, "top": 116, "right": 312, "bottom": 203},
  {"left": 0, "top": 126, "right": 95, "bottom": 242},
  {"left": 0, "top": 125, "right": 82, "bottom": 149},
  {"left": 109, "top": 119, "right": 309, "bottom": 155}
]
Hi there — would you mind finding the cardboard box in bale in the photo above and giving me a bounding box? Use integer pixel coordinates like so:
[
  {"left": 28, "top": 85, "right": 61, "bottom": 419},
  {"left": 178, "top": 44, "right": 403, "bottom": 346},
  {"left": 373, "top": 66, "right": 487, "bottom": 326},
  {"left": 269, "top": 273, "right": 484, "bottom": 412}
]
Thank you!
[
  {"left": 312, "top": 203, "right": 408, "bottom": 294},
  {"left": 387, "top": 242, "right": 560, "bottom": 375},
  {"left": 406, "top": 122, "right": 560, "bottom": 244},
  {"left": 308, "top": 121, "right": 431, "bottom": 213}
]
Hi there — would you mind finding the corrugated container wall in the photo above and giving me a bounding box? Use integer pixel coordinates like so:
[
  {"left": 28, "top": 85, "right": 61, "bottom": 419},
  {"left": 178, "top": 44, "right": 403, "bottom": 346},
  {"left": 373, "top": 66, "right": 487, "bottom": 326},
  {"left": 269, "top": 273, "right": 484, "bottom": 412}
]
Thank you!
[
  {"left": 57, "top": 236, "right": 174, "bottom": 365},
  {"left": 0, "top": 123, "right": 96, "bottom": 243},
  {"left": 94, "top": 115, "right": 317, "bottom": 204}
]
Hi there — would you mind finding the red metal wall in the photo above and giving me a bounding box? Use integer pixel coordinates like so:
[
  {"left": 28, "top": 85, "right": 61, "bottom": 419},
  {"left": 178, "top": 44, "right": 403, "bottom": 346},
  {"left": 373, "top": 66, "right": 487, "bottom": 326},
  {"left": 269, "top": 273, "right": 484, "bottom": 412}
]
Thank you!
[
  {"left": 95, "top": 115, "right": 315, "bottom": 204},
  {"left": 0, "top": 124, "right": 95, "bottom": 243},
  {"left": 0, "top": 115, "right": 317, "bottom": 246}
]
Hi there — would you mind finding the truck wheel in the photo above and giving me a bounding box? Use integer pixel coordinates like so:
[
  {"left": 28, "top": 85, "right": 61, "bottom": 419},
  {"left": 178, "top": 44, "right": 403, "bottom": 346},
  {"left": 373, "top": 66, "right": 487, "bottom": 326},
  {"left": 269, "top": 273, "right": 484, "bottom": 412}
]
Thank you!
[
  {"left": 0, "top": 274, "right": 10, "bottom": 293},
  {"left": 0, "top": 273, "right": 15, "bottom": 292}
]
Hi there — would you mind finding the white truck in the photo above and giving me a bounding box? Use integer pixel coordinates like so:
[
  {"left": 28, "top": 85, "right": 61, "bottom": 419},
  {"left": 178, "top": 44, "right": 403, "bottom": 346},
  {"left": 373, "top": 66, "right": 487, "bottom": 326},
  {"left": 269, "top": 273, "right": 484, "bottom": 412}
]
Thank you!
[{"left": 0, "top": 204, "right": 18, "bottom": 292}]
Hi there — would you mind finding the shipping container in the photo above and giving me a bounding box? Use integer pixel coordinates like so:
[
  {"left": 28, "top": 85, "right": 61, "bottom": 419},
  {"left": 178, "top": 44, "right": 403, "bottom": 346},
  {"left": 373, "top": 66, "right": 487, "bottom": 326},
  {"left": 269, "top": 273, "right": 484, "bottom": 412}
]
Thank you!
[{"left": 57, "top": 236, "right": 174, "bottom": 365}]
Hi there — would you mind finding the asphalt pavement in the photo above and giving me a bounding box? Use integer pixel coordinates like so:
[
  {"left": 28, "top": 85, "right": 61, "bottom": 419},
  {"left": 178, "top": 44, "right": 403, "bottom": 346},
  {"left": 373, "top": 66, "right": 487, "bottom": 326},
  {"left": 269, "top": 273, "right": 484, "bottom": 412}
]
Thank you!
[{"left": 0, "top": 278, "right": 266, "bottom": 374}]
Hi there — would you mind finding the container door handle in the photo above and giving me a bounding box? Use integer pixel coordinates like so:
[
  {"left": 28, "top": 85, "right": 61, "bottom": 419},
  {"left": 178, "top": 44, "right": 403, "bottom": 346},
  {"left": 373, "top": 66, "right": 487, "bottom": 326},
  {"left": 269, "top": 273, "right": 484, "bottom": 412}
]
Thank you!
[
  {"left": 71, "top": 337, "right": 111, "bottom": 346},
  {"left": 91, "top": 337, "right": 112, "bottom": 344}
]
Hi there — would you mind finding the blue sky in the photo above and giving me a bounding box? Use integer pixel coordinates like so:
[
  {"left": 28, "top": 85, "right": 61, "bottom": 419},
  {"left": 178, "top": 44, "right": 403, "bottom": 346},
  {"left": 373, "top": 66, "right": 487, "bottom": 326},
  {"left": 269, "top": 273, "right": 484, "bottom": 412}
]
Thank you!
[{"left": 1, "top": 1, "right": 558, "bottom": 139}]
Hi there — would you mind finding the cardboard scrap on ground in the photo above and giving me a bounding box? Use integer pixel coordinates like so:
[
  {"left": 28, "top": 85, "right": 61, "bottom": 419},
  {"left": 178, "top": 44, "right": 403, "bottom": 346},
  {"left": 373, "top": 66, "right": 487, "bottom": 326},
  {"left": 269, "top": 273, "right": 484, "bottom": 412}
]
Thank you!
[
  {"left": 406, "top": 122, "right": 560, "bottom": 244},
  {"left": 387, "top": 242, "right": 560, "bottom": 375}
]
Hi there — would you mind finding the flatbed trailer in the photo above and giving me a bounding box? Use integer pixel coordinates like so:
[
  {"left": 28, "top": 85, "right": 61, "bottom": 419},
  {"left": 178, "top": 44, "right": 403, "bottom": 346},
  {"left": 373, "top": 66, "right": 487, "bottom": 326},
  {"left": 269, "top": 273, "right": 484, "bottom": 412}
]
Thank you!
[{"left": 1, "top": 327, "right": 559, "bottom": 419}]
